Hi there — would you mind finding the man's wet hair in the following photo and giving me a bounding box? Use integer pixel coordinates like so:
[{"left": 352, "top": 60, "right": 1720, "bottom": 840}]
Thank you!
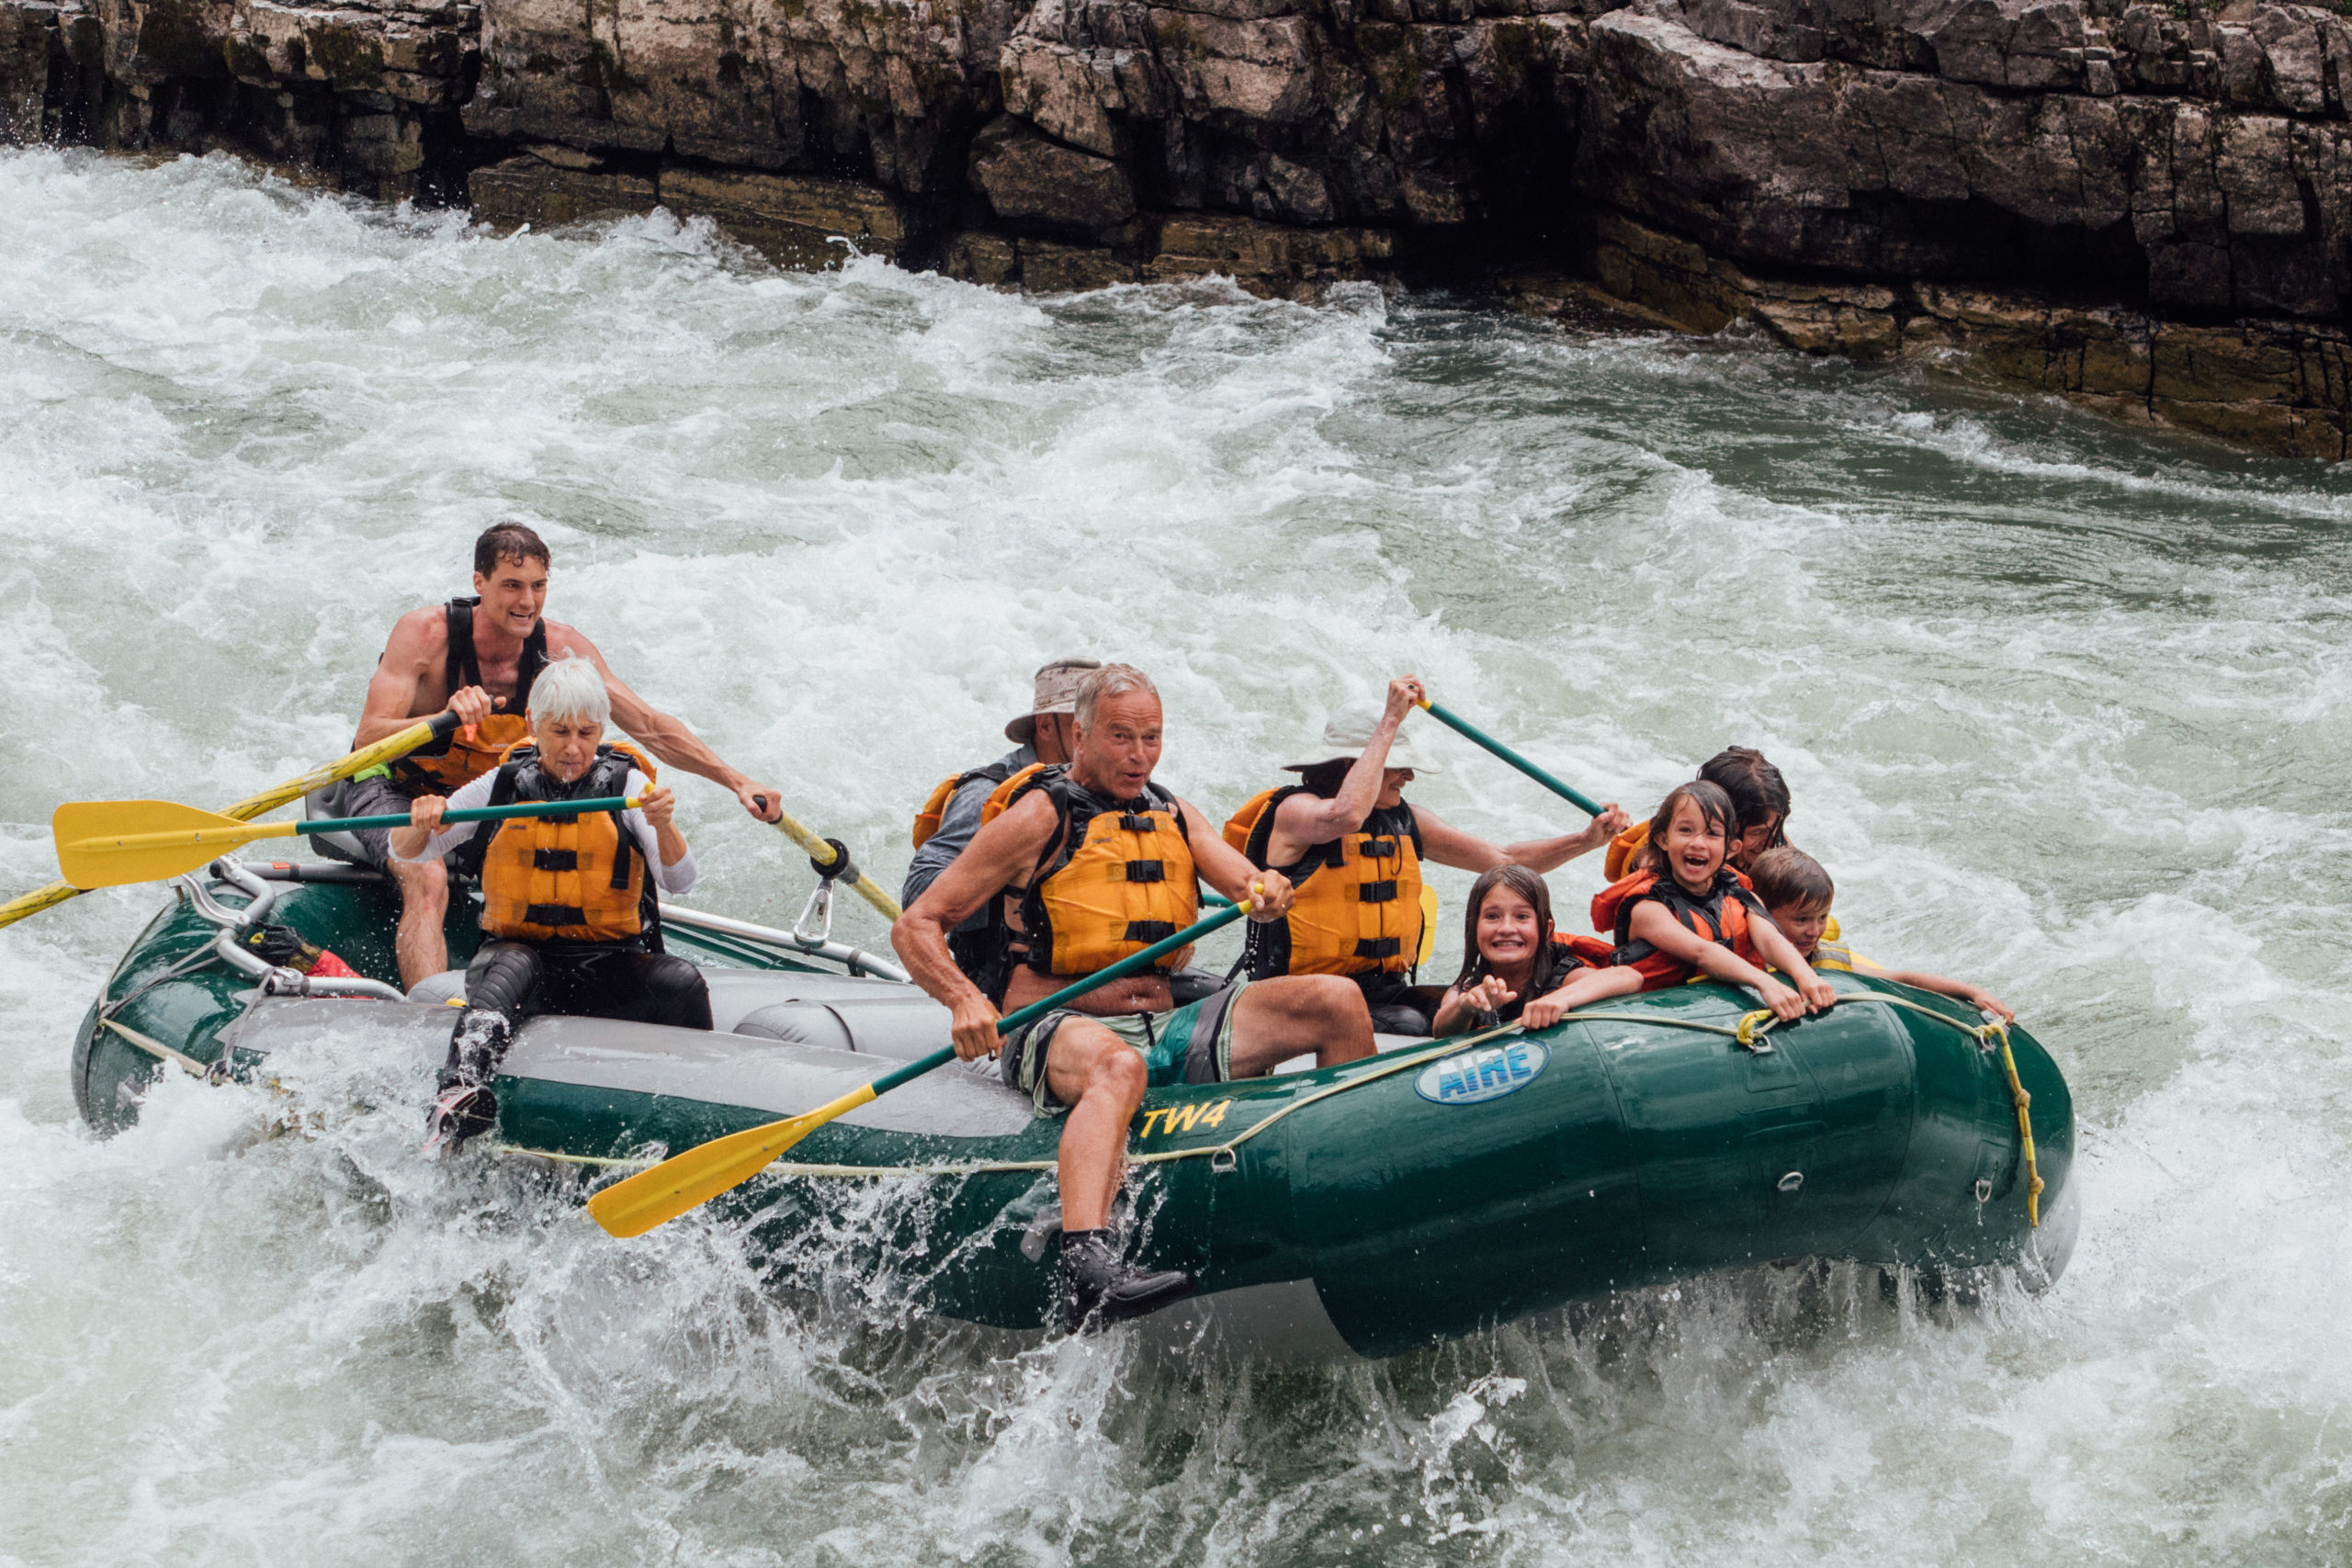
[
  {"left": 1749, "top": 846, "right": 1836, "bottom": 910},
  {"left": 474, "top": 522, "right": 550, "bottom": 577}
]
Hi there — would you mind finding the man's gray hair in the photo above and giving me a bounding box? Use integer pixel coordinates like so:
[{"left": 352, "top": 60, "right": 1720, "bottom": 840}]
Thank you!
[
  {"left": 527, "top": 652, "right": 612, "bottom": 728},
  {"left": 1074, "top": 663, "right": 1159, "bottom": 728}
]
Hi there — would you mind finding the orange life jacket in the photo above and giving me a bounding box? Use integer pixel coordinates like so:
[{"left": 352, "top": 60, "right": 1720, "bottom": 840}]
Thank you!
[
  {"left": 479, "top": 741, "right": 660, "bottom": 944},
  {"left": 381, "top": 597, "right": 549, "bottom": 795},
  {"left": 911, "top": 758, "right": 1023, "bottom": 849},
  {"left": 1590, "top": 866, "right": 1762, "bottom": 991},
  {"left": 1225, "top": 785, "right": 1426, "bottom": 979},
  {"left": 982, "top": 763, "right": 1200, "bottom": 977}
]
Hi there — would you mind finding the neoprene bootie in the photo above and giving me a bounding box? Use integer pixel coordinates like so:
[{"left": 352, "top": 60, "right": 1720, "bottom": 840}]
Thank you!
[
  {"left": 1057, "top": 1228, "right": 1193, "bottom": 1333},
  {"left": 424, "top": 1010, "right": 509, "bottom": 1151}
]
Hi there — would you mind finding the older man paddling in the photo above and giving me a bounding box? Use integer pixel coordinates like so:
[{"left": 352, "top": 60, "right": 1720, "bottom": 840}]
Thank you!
[
  {"left": 894, "top": 663, "right": 1375, "bottom": 1331},
  {"left": 347, "top": 522, "right": 782, "bottom": 989}
]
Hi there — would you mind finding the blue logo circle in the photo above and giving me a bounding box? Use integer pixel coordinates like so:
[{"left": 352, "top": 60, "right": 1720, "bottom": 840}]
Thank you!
[{"left": 1415, "top": 1038, "right": 1550, "bottom": 1105}]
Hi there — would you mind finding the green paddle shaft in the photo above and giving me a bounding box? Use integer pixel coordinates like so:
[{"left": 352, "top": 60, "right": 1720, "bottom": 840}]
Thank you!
[
  {"left": 851, "top": 897, "right": 1259, "bottom": 1101},
  {"left": 1419, "top": 698, "right": 1604, "bottom": 818},
  {"left": 302, "top": 796, "right": 637, "bottom": 837}
]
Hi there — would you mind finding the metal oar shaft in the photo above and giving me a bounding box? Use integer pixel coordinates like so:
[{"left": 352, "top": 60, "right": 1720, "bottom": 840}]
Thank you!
[
  {"left": 763, "top": 802, "right": 903, "bottom": 920},
  {"left": 1418, "top": 698, "right": 1603, "bottom": 818}
]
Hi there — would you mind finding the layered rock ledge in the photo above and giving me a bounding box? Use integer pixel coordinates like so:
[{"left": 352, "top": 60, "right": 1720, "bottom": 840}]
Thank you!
[{"left": 6, "top": 0, "right": 2351, "bottom": 454}]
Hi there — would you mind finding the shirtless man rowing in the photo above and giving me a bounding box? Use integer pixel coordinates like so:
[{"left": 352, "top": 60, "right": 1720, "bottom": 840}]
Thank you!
[{"left": 345, "top": 522, "right": 781, "bottom": 988}]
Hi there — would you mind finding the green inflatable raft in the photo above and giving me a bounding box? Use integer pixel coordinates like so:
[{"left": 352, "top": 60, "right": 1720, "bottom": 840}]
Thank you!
[{"left": 70, "top": 855, "right": 2076, "bottom": 1360}]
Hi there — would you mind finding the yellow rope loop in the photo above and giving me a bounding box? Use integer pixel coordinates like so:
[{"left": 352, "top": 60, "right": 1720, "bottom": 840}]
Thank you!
[
  {"left": 1984, "top": 1021, "right": 2043, "bottom": 1228},
  {"left": 1734, "top": 1009, "right": 1777, "bottom": 1049}
]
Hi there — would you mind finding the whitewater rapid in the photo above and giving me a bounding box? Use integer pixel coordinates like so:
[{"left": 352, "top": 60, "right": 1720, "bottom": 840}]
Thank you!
[{"left": 4, "top": 145, "right": 2351, "bottom": 1565}]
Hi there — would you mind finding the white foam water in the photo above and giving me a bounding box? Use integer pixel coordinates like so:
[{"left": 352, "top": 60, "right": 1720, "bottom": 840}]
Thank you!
[{"left": 5, "top": 145, "right": 2352, "bottom": 1565}]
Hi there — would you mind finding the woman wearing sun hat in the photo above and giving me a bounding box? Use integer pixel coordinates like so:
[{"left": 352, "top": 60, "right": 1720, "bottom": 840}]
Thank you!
[{"left": 1223, "top": 675, "right": 1629, "bottom": 1034}]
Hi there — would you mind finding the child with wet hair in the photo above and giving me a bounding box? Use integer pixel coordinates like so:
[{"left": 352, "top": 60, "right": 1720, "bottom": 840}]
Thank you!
[
  {"left": 1431, "top": 865, "right": 1639, "bottom": 1036},
  {"left": 1747, "top": 847, "right": 2013, "bottom": 1021},
  {"left": 1605, "top": 746, "right": 1797, "bottom": 879},
  {"left": 1590, "top": 782, "right": 1833, "bottom": 1022}
]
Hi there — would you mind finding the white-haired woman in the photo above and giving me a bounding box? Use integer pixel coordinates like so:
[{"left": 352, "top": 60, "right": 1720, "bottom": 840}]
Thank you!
[{"left": 390, "top": 652, "right": 708, "bottom": 1148}]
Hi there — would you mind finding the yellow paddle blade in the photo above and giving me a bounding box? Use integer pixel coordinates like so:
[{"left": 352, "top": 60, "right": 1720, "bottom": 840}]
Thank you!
[
  {"left": 585, "top": 1081, "right": 878, "bottom": 1238},
  {"left": 52, "top": 801, "right": 295, "bottom": 890}
]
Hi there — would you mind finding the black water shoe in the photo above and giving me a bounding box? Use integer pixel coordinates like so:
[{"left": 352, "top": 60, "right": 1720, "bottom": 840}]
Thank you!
[
  {"left": 1058, "top": 1228, "right": 1193, "bottom": 1333},
  {"left": 425, "top": 1010, "right": 511, "bottom": 1152},
  {"left": 424, "top": 1073, "right": 498, "bottom": 1152}
]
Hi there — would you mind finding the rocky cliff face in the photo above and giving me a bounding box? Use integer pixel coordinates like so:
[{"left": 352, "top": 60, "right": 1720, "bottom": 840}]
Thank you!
[{"left": 6, "top": 0, "right": 2351, "bottom": 454}]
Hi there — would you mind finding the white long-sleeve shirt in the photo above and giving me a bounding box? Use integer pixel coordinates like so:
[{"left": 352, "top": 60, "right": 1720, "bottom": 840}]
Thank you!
[{"left": 395, "top": 767, "right": 699, "bottom": 895}]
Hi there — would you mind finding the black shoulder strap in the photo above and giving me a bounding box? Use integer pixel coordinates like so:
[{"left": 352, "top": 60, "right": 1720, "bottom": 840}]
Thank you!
[
  {"left": 488, "top": 754, "right": 532, "bottom": 807},
  {"left": 1244, "top": 784, "right": 1309, "bottom": 868},
  {"left": 1144, "top": 781, "right": 1189, "bottom": 843},
  {"left": 590, "top": 749, "right": 638, "bottom": 890},
  {"left": 445, "top": 597, "right": 482, "bottom": 693},
  {"left": 513, "top": 620, "right": 548, "bottom": 715}
]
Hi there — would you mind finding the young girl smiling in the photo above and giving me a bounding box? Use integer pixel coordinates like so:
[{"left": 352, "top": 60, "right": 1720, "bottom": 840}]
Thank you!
[
  {"left": 1431, "top": 866, "right": 1639, "bottom": 1035},
  {"left": 1591, "top": 782, "right": 1833, "bottom": 1022}
]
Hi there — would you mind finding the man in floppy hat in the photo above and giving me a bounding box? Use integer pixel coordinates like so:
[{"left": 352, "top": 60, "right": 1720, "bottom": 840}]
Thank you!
[
  {"left": 903, "top": 658, "right": 1101, "bottom": 998},
  {"left": 1227, "top": 675, "right": 1631, "bottom": 1034}
]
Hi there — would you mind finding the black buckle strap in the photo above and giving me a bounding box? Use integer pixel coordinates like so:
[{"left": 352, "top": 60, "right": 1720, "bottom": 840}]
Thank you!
[
  {"left": 531, "top": 848, "right": 579, "bottom": 872},
  {"left": 1360, "top": 837, "right": 1398, "bottom": 858},
  {"left": 1123, "top": 859, "right": 1165, "bottom": 883},
  {"left": 524, "top": 903, "right": 586, "bottom": 928},
  {"left": 1353, "top": 937, "right": 1403, "bottom": 959},
  {"left": 1124, "top": 920, "right": 1178, "bottom": 943},
  {"left": 1117, "top": 813, "right": 1157, "bottom": 832},
  {"left": 1357, "top": 879, "right": 1398, "bottom": 903}
]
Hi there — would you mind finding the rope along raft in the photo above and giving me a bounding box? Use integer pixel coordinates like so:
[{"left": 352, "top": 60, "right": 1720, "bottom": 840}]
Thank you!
[{"left": 524, "top": 993, "right": 2043, "bottom": 1228}]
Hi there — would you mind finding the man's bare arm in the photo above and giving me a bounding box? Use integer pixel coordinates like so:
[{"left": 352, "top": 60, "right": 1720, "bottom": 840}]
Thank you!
[
  {"left": 1263, "top": 676, "right": 1424, "bottom": 863},
  {"left": 893, "top": 794, "right": 1058, "bottom": 1058},
  {"left": 1417, "top": 805, "right": 1631, "bottom": 875},
  {"left": 1178, "top": 798, "right": 1295, "bottom": 913},
  {"left": 353, "top": 611, "right": 442, "bottom": 747},
  {"left": 547, "top": 625, "right": 783, "bottom": 821}
]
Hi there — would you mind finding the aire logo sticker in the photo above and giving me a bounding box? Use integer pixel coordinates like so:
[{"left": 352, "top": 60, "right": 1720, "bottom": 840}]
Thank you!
[{"left": 1416, "top": 1039, "right": 1549, "bottom": 1106}]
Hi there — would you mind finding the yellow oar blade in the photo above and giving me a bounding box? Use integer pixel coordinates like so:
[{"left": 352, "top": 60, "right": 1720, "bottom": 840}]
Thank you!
[
  {"left": 585, "top": 1083, "right": 877, "bottom": 1238},
  {"left": 51, "top": 800, "right": 288, "bottom": 890}
]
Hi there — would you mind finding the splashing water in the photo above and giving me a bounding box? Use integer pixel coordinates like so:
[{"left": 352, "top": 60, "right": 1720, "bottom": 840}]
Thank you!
[{"left": 5, "top": 145, "right": 2352, "bottom": 1566}]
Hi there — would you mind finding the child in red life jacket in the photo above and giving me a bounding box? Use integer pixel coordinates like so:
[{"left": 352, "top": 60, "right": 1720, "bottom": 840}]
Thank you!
[
  {"left": 1590, "top": 782, "right": 1834, "bottom": 1022},
  {"left": 1431, "top": 865, "right": 1640, "bottom": 1035},
  {"left": 1747, "top": 848, "right": 2014, "bottom": 1021}
]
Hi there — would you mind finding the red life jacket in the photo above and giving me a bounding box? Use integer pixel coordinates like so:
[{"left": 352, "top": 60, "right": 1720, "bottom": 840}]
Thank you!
[{"left": 1590, "top": 867, "right": 1763, "bottom": 991}]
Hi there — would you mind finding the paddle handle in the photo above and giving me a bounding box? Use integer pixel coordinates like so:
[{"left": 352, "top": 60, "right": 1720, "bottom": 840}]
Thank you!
[
  {"left": 856, "top": 897, "right": 1259, "bottom": 1100},
  {"left": 302, "top": 795, "right": 639, "bottom": 837},
  {"left": 1419, "top": 698, "right": 1604, "bottom": 818}
]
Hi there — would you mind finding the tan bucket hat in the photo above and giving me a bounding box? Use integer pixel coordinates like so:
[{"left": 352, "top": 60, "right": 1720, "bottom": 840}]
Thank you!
[
  {"left": 1006, "top": 658, "right": 1104, "bottom": 744},
  {"left": 1282, "top": 701, "right": 1441, "bottom": 774}
]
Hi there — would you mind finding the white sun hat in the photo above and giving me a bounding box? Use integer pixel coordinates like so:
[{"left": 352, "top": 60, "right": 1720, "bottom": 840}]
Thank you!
[{"left": 1282, "top": 701, "right": 1442, "bottom": 774}]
